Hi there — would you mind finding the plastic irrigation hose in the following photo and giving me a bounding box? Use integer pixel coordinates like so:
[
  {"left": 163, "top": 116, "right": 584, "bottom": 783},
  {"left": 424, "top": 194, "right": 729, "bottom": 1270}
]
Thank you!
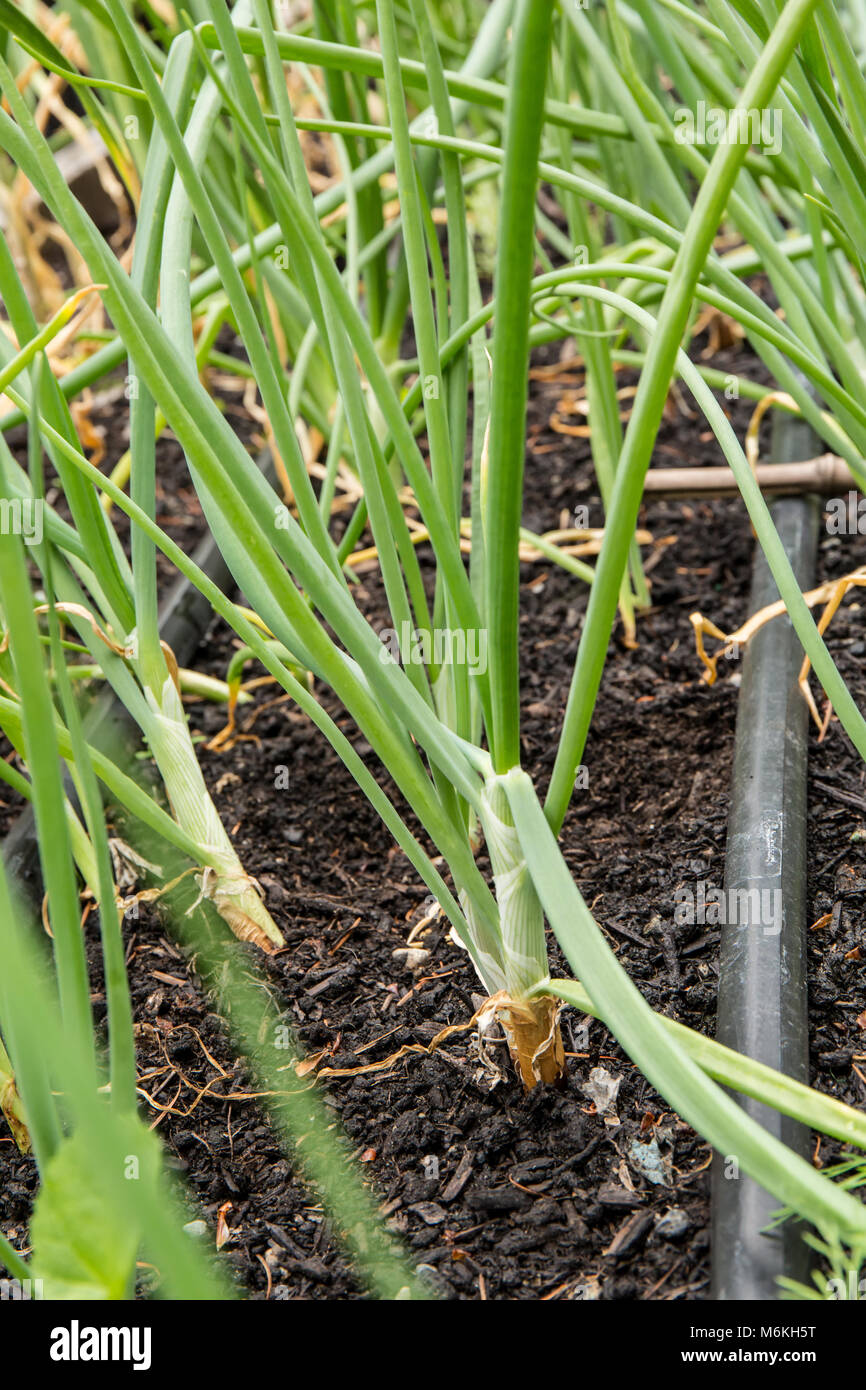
[
  {"left": 710, "top": 410, "right": 821, "bottom": 1301},
  {"left": 2, "top": 454, "right": 275, "bottom": 900}
]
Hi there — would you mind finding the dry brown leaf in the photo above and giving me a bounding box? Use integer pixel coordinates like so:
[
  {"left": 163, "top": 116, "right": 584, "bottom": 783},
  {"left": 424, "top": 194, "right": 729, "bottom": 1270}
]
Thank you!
[{"left": 215, "top": 1201, "right": 233, "bottom": 1251}]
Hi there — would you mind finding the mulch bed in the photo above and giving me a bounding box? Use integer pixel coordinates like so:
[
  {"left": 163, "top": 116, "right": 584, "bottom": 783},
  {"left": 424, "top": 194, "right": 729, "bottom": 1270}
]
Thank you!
[{"left": 1, "top": 335, "right": 864, "bottom": 1300}]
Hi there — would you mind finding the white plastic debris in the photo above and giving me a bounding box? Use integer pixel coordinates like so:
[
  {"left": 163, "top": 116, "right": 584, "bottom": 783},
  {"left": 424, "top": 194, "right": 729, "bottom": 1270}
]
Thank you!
[
  {"left": 582, "top": 1065, "right": 622, "bottom": 1116},
  {"left": 629, "top": 1137, "right": 673, "bottom": 1186}
]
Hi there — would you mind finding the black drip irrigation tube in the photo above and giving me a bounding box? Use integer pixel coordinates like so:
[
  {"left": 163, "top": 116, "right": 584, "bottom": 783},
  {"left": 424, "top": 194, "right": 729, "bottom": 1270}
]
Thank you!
[{"left": 711, "top": 410, "right": 823, "bottom": 1300}]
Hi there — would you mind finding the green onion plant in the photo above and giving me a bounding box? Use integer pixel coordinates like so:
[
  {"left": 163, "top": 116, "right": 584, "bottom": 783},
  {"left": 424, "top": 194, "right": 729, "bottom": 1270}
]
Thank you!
[{"left": 2, "top": 0, "right": 866, "bottom": 1294}]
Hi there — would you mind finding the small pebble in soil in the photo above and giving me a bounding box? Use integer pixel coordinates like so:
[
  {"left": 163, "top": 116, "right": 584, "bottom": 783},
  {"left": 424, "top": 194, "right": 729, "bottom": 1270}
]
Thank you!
[
  {"left": 183, "top": 1220, "right": 209, "bottom": 1239},
  {"left": 655, "top": 1206, "right": 691, "bottom": 1240},
  {"left": 392, "top": 947, "right": 431, "bottom": 971}
]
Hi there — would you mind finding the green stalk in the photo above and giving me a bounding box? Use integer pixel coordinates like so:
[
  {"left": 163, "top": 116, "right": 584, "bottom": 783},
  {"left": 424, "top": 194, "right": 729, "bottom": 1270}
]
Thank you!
[
  {"left": 176, "top": 905, "right": 429, "bottom": 1300},
  {"left": 0, "top": 1230, "right": 31, "bottom": 1285},
  {"left": 478, "top": 775, "right": 564, "bottom": 1087},
  {"left": 540, "top": 978, "right": 866, "bottom": 1152},
  {"left": 506, "top": 768, "right": 866, "bottom": 1246},
  {"left": 484, "top": 0, "right": 554, "bottom": 772},
  {"left": 0, "top": 1033, "right": 30, "bottom": 1154},
  {"left": 0, "top": 236, "right": 134, "bottom": 633},
  {"left": 552, "top": 27, "right": 642, "bottom": 630},
  {"left": 0, "top": 870, "right": 60, "bottom": 1170},
  {"left": 27, "top": 356, "right": 136, "bottom": 1111},
  {"left": 127, "top": 35, "right": 194, "bottom": 695},
  {"left": 0, "top": 287, "right": 103, "bottom": 395},
  {"left": 207, "top": 21, "right": 656, "bottom": 145},
  {"left": 0, "top": 4, "right": 517, "bottom": 431},
  {"left": 0, "top": 689, "right": 218, "bottom": 869},
  {"left": 311, "top": 0, "right": 388, "bottom": 336},
  {"left": 375, "top": 0, "right": 471, "bottom": 825},
  {"left": 545, "top": 0, "right": 836, "bottom": 833},
  {"left": 2, "top": 384, "right": 505, "bottom": 986},
  {"left": 409, "top": 0, "right": 472, "bottom": 524},
  {"left": 233, "top": 0, "right": 436, "bottom": 704},
  {"left": 4, "top": 110, "right": 835, "bottom": 439},
  {"left": 533, "top": 279, "right": 866, "bottom": 768},
  {"left": 0, "top": 861, "right": 227, "bottom": 1299},
  {"left": 0, "top": 518, "right": 95, "bottom": 1067}
]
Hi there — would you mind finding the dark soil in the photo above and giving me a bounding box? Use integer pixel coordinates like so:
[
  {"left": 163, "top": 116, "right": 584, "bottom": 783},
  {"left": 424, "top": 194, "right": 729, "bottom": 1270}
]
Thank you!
[{"left": 2, "top": 336, "right": 865, "bottom": 1300}]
